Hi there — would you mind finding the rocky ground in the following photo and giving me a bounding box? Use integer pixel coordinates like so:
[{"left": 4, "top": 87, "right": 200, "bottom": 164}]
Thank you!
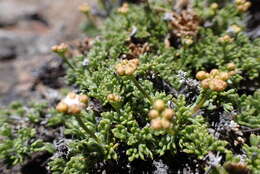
[{"left": 0, "top": 0, "right": 94, "bottom": 106}]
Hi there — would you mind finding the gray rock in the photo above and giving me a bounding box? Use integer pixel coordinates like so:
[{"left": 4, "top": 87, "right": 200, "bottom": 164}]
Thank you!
[
  {"left": 0, "top": 30, "right": 37, "bottom": 60},
  {"left": 0, "top": 1, "right": 38, "bottom": 27}
]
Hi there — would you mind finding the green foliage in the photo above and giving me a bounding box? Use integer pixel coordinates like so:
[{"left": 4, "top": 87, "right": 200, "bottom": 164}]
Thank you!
[
  {"left": 48, "top": 158, "right": 67, "bottom": 174},
  {"left": 236, "top": 90, "right": 260, "bottom": 128},
  {"left": 179, "top": 116, "right": 229, "bottom": 159},
  {"left": 193, "top": 0, "right": 246, "bottom": 34},
  {"left": 0, "top": 102, "right": 55, "bottom": 166},
  {"left": 178, "top": 30, "right": 260, "bottom": 78},
  {"left": 243, "top": 134, "right": 260, "bottom": 173}
]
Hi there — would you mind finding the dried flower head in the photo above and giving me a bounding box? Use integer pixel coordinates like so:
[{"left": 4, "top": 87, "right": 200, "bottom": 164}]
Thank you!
[
  {"left": 56, "top": 92, "right": 89, "bottom": 115},
  {"left": 77, "top": 37, "right": 94, "bottom": 54},
  {"left": 169, "top": 10, "right": 200, "bottom": 38},
  {"left": 129, "top": 42, "right": 150, "bottom": 57},
  {"left": 224, "top": 162, "right": 250, "bottom": 174}
]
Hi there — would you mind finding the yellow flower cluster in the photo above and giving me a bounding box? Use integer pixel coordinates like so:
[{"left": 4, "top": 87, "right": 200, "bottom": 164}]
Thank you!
[
  {"left": 117, "top": 3, "right": 129, "bottom": 14},
  {"left": 196, "top": 64, "right": 236, "bottom": 91},
  {"left": 183, "top": 37, "right": 193, "bottom": 46},
  {"left": 235, "top": 0, "right": 251, "bottom": 12},
  {"left": 107, "top": 94, "right": 121, "bottom": 103},
  {"left": 218, "top": 35, "right": 234, "bottom": 43},
  {"left": 148, "top": 100, "right": 175, "bottom": 130},
  {"left": 51, "top": 43, "right": 68, "bottom": 54},
  {"left": 210, "top": 3, "right": 219, "bottom": 10},
  {"left": 115, "top": 58, "right": 140, "bottom": 76},
  {"left": 230, "top": 25, "right": 241, "bottom": 33},
  {"left": 56, "top": 92, "right": 89, "bottom": 115},
  {"left": 79, "top": 3, "right": 91, "bottom": 14}
]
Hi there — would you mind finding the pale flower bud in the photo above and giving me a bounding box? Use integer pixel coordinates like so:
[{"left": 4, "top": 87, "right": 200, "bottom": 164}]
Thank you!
[
  {"left": 227, "top": 62, "right": 236, "bottom": 71},
  {"left": 68, "top": 104, "right": 81, "bottom": 115},
  {"left": 196, "top": 71, "right": 209, "bottom": 80},
  {"left": 201, "top": 79, "right": 210, "bottom": 89},
  {"left": 210, "top": 69, "right": 220, "bottom": 77},
  {"left": 148, "top": 109, "right": 160, "bottom": 119},
  {"left": 217, "top": 72, "right": 229, "bottom": 81},
  {"left": 56, "top": 102, "right": 68, "bottom": 113},
  {"left": 162, "top": 108, "right": 175, "bottom": 120},
  {"left": 161, "top": 119, "right": 171, "bottom": 129},
  {"left": 153, "top": 99, "right": 165, "bottom": 111},
  {"left": 150, "top": 118, "right": 162, "bottom": 130}
]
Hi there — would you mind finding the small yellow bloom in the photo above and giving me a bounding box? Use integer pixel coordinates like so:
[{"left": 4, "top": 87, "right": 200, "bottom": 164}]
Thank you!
[{"left": 118, "top": 3, "right": 129, "bottom": 13}]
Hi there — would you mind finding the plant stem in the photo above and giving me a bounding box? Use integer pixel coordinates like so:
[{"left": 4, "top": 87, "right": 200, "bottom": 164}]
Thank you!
[
  {"left": 61, "top": 55, "right": 76, "bottom": 71},
  {"left": 75, "top": 114, "right": 99, "bottom": 142},
  {"left": 191, "top": 90, "right": 208, "bottom": 114},
  {"left": 129, "top": 76, "right": 153, "bottom": 103}
]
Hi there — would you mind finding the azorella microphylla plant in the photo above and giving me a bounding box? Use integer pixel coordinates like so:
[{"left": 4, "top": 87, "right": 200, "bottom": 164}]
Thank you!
[{"left": 1, "top": 1, "right": 259, "bottom": 173}]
